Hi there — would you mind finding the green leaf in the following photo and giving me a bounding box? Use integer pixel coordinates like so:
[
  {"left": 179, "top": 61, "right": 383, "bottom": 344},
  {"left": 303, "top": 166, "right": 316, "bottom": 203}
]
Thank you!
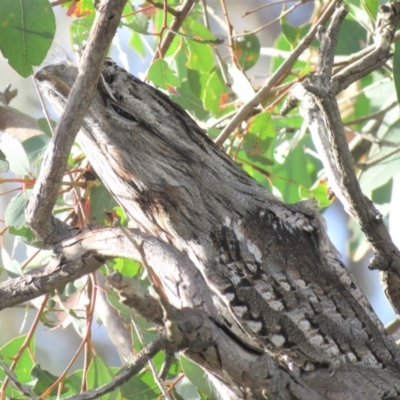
[
  {"left": 0, "top": 334, "right": 35, "bottom": 384},
  {"left": 336, "top": 18, "right": 367, "bottom": 55},
  {"left": 31, "top": 365, "right": 61, "bottom": 396},
  {"left": 280, "top": 12, "right": 309, "bottom": 49},
  {"left": 299, "top": 181, "right": 333, "bottom": 208},
  {"left": 148, "top": 59, "right": 180, "bottom": 89},
  {"left": 0, "top": 0, "right": 55, "bottom": 77},
  {"left": 120, "top": 370, "right": 159, "bottom": 399},
  {"left": 22, "top": 134, "right": 50, "bottom": 169},
  {"left": 122, "top": 11, "right": 149, "bottom": 34},
  {"left": 63, "top": 369, "right": 83, "bottom": 397},
  {"left": 180, "top": 355, "right": 217, "bottom": 399},
  {"left": 202, "top": 70, "right": 232, "bottom": 117},
  {"left": 241, "top": 112, "right": 275, "bottom": 164},
  {"left": 233, "top": 34, "right": 260, "bottom": 71},
  {"left": 129, "top": 30, "right": 146, "bottom": 58},
  {"left": 4, "top": 190, "right": 31, "bottom": 230},
  {"left": 70, "top": 13, "right": 95, "bottom": 47},
  {"left": 0, "top": 133, "right": 30, "bottom": 176},
  {"left": 110, "top": 258, "right": 141, "bottom": 278},
  {"left": 106, "top": 290, "right": 136, "bottom": 322},
  {"left": 394, "top": 40, "right": 400, "bottom": 107},
  {"left": 37, "top": 117, "right": 55, "bottom": 137},
  {"left": 1, "top": 247, "right": 22, "bottom": 277},
  {"left": 90, "top": 183, "right": 118, "bottom": 224},
  {"left": 8, "top": 226, "right": 41, "bottom": 247},
  {"left": 86, "top": 356, "right": 117, "bottom": 400},
  {"left": 361, "top": 0, "right": 378, "bottom": 21},
  {"left": 359, "top": 119, "right": 400, "bottom": 194},
  {"left": 185, "top": 40, "right": 214, "bottom": 72},
  {"left": 180, "top": 18, "right": 222, "bottom": 45},
  {"left": 0, "top": 149, "right": 9, "bottom": 172}
]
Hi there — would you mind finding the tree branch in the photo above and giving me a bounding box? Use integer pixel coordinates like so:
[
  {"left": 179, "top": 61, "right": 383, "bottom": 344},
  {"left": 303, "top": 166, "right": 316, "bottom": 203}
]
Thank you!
[
  {"left": 25, "top": 0, "right": 127, "bottom": 245},
  {"left": 284, "top": 4, "right": 400, "bottom": 313},
  {"left": 64, "top": 334, "right": 169, "bottom": 400}
]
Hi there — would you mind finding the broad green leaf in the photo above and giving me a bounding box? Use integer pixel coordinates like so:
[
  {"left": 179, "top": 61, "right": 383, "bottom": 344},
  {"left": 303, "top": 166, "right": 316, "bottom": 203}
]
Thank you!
[
  {"left": 280, "top": 12, "right": 310, "bottom": 49},
  {"left": 129, "top": 30, "right": 146, "bottom": 58},
  {"left": 148, "top": 59, "right": 180, "bottom": 89},
  {"left": 4, "top": 190, "right": 31, "bottom": 230},
  {"left": 202, "top": 70, "right": 232, "bottom": 117},
  {"left": 238, "top": 113, "right": 275, "bottom": 167},
  {"left": 181, "top": 18, "right": 222, "bottom": 45},
  {"left": 336, "top": 18, "right": 367, "bottom": 55},
  {"left": 361, "top": 0, "right": 378, "bottom": 21},
  {"left": 182, "top": 18, "right": 216, "bottom": 41},
  {"left": 70, "top": 13, "right": 95, "bottom": 47},
  {"left": 63, "top": 0, "right": 94, "bottom": 17},
  {"left": 233, "top": 34, "right": 260, "bottom": 71},
  {"left": 0, "top": 133, "right": 30, "bottom": 176},
  {"left": 171, "top": 51, "right": 209, "bottom": 119},
  {"left": 122, "top": 12, "right": 149, "bottom": 34},
  {"left": 106, "top": 290, "right": 136, "bottom": 322},
  {"left": 0, "top": 334, "right": 35, "bottom": 384},
  {"left": 270, "top": 34, "right": 309, "bottom": 82},
  {"left": 63, "top": 369, "right": 83, "bottom": 397},
  {"left": 111, "top": 258, "right": 141, "bottom": 278},
  {"left": 22, "top": 134, "right": 50, "bottom": 169},
  {"left": 299, "top": 180, "right": 332, "bottom": 208},
  {"left": 1, "top": 247, "right": 22, "bottom": 277},
  {"left": 180, "top": 355, "right": 217, "bottom": 399},
  {"left": 0, "top": 149, "right": 8, "bottom": 172},
  {"left": 271, "top": 138, "right": 315, "bottom": 203},
  {"left": 120, "top": 370, "right": 159, "bottom": 399},
  {"left": 185, "top": 40, "right": 214, "bottom": 72},
  {"left": 0, "top": 0, "right": 55, "bottom": 77},
  {"left": 31, "top": 365, "right": 61, "bottom": 396},
  {"left": 37, "top": 117, "right": 55, "bottom": 137},
  {"left": 90, "top": 183, "right": 118, "bottom": 225},
  {"left": 394, "top": 40, "right": 400, "bottom": 108},
  {"left": 8, "top": 226, "right": 39, "bottom": 247},
  {"left": 87, "top": 356, "right": 117, "bottom": 400},
  {"left": 359, "top": 119, "right": 400, "bottom": 194}
]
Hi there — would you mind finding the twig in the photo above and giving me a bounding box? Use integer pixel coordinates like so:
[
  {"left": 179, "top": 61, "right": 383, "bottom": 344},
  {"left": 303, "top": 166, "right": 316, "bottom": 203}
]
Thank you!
[
  {"left": 131, "top": 316, "right": 172, "bottom": 400},
  {"left": 146, "top": 0, "right": 179, "bottom": 17},
  {"left": 358, "top": 144, "right": 400, "bottom": 170},
  {"left": 152, "top": 0, "right": 197, "bottom": 62},
  {"left": 215, "top": 0, "right": 341, "bottom": 146},
  {"left": 64, "top": 335, "right": 169, "bottom": 400},
  {"left": 234, "top": 0, "right": 314, "bottom": 38},
  {"left": 0, "top": 294, "right": 49, "bottom": 399},
  {"left": 344, "top": 99, "right": 397, "bottom": 126},
  {"left": 219, "top": 0, "right": 237, "bottom": 67},
  {"left": 0, "top": 361, "right": 38, "bottom": 400}
]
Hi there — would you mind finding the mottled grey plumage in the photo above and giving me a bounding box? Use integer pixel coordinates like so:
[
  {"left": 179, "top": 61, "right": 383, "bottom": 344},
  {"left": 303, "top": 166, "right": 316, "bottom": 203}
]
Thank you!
[{"left": 35, "top": 59, "right": 400, "bottom": 398}]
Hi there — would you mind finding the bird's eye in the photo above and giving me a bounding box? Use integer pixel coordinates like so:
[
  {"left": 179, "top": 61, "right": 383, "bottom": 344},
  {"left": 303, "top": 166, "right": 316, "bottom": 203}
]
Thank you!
[{"left": 111, "top": 104, "right": 137, "bottom": 122}]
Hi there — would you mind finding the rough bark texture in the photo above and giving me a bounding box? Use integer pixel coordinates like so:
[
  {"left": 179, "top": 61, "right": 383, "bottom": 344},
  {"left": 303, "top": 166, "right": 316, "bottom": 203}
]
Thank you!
[{"left": 32, "top": 56, "right": 400, "bottom": 399}]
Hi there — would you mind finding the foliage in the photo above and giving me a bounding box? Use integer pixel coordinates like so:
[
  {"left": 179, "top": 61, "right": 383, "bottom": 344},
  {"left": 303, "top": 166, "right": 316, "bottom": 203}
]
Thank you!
[{"left": 0, "top": 0, "right": 400, "bottom": 398}]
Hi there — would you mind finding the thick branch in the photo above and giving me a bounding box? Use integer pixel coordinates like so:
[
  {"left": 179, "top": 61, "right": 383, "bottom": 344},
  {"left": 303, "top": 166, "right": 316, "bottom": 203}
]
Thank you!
[
  {"left": 25, "top": 0, "right": 127, "bottom": 245},
  {"left": 286, "top": 4, "right": 400, "bottom": 313}
]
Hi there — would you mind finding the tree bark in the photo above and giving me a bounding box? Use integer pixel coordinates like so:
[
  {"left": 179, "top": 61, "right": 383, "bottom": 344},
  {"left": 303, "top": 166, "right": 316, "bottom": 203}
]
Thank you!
[{"left": 0, "top": 1, "right": 399, "bottom": 399}]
